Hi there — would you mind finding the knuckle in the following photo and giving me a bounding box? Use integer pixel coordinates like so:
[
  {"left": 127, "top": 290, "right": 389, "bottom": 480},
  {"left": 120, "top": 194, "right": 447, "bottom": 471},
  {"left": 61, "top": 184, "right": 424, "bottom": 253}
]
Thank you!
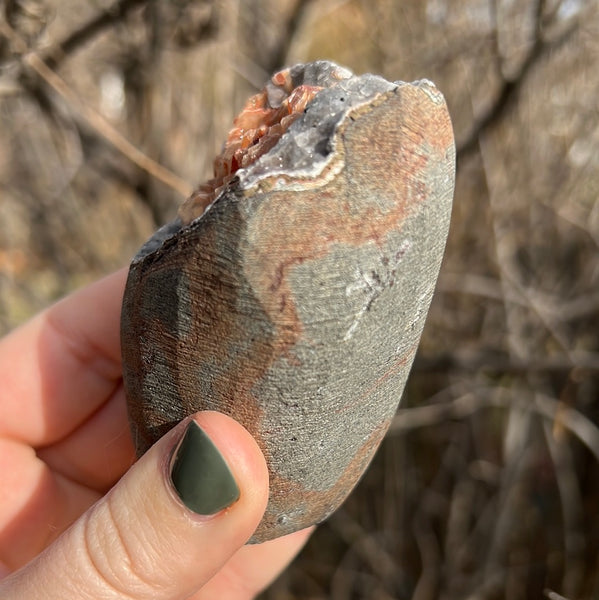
[{"left": 77, "top": 493, "right": 169, "bottom": 598}]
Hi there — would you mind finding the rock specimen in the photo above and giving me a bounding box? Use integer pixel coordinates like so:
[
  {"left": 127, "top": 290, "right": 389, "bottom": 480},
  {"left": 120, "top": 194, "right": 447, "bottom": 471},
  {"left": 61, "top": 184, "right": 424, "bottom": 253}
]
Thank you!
[{"left": 121, "top": 61, "right": 455, "bottom": 542}]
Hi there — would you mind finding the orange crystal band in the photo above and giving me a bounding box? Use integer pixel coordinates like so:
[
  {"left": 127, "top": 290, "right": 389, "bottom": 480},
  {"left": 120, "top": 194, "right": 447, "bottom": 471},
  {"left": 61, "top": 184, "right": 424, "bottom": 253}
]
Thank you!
[{"left": 179, "top": 69, "right": 322, "bottom": 224}]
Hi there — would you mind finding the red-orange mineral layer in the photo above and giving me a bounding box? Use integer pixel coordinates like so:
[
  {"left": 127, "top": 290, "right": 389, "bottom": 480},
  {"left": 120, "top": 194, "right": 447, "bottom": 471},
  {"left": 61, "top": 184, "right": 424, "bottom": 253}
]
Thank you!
[
  {"left": 122, "top": 61, "right": 455, "bottom": 543},
  {"left": 179, "top": 66, "right": 323, "bottom": 224}
]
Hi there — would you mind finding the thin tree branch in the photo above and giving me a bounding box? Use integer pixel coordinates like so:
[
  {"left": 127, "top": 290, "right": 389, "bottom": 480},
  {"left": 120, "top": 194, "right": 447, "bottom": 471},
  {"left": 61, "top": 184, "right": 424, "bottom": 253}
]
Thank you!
[
  {"left": 412, "top": 352, "right": 599, "bottom": 375},
  {"left": 45, "top": 0, "right": 149, "bottom": 69},
  {"left": 389, "top": 388, "right": 599, "bottom": 464},
  {"left": 457, "top": 1, "right": 583, "bottom": 159},
  {"left": 265, "top": 0, "right": 315, "bottom": 73},
  {"left": 0, "top": 19, "right": 193, "bottom": 199}
]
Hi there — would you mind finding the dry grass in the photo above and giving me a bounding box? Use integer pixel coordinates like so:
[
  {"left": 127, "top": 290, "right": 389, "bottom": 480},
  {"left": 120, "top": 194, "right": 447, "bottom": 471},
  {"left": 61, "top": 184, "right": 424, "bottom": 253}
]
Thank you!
[{"left": 1, "top": 1, "right": 599, "bottom": 598}]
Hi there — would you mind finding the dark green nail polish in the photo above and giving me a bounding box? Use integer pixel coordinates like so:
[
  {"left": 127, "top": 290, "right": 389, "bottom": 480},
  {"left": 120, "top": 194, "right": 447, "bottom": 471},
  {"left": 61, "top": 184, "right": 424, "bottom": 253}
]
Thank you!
[{"left": 170, "top": 421, "right": 240, "bottom": 515}]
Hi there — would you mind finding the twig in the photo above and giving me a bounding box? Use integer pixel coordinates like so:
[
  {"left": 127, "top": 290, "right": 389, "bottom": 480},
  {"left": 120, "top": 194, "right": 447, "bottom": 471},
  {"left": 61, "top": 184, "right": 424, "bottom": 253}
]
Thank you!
[
  {"left": 542, "top": 419, "right": 585, "bottom": 597},
  {"left": 544, "top": 590, "right": 571, "bottom": 600},
  {"left": 0, "top": 20, "right": 193, "bottom": 199},
  {"left": 439, "top": 272, "right": 599, "bottom": 321},
  {"left": 411, "top": 351, "right": 599, "bottom": 375},
  {"left": 329, "top": 509, "right": 399, "bottom": 584},
  {"left": 44, "top": 0, "right": 149, "bottom": 70},
  {"left": 457, "top": 0, "right": 583, "bottom": 158},
  {"left": 265, "top": 0, "right": 315, "bottom": 73},
  {"left": 389, "top": 387, "right": 599, "bottom": 464},
  {"left": 411, "top": 511, "right": 441, "bottom": 600}
]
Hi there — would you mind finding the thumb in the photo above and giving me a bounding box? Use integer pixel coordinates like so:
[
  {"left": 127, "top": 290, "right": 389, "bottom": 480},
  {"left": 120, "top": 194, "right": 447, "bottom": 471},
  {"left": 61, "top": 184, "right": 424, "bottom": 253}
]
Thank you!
[{"left": 1, "top": 411, "right": 269, "bottom": 600}]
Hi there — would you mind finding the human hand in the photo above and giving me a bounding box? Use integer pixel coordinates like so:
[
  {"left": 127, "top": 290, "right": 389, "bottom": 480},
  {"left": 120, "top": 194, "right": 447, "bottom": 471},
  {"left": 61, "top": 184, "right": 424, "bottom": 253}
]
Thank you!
[{"left": 0, "top": 269, "right": 311, "bottom": 599}]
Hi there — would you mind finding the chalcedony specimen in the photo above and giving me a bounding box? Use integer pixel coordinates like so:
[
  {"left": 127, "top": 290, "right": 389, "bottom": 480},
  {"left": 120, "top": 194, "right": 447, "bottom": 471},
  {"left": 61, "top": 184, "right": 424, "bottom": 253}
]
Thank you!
[{"left": 121, "top": 61, "right": 455, "bottom": 542}]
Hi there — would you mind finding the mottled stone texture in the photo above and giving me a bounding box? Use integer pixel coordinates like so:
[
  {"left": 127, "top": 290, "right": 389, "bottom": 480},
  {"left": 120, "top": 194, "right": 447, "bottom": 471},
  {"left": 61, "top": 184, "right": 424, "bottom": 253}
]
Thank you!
[{"left": 121, "top": 61, "right": 455, "bottom": 542}]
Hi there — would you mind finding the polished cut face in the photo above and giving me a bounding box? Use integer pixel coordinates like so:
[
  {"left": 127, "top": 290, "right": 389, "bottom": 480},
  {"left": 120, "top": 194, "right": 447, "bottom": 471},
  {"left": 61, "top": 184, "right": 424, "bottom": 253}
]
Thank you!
[{"left": 121, "top": 61, "right": 456, "bottom": 543}]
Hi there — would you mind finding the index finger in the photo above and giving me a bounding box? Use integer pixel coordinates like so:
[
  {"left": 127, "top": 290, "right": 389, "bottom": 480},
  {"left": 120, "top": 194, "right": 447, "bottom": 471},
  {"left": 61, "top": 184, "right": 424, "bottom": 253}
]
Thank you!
[{"left": 0, "top": 269, "right": 128, "bottom": 446}]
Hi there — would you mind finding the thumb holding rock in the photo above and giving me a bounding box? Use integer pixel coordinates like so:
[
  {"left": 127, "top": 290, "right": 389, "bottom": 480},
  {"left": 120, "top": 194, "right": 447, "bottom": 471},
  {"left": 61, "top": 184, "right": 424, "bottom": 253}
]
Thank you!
[{"left": 0, "top": 411, "right": 271, "bottom": 600}]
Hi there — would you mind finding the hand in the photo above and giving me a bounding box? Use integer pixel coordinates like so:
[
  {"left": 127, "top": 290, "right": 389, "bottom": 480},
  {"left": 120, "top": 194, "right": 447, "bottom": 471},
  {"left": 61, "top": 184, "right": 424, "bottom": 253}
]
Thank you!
[{"left": 0, "top": 269, "right": 311, "bottom": 599}]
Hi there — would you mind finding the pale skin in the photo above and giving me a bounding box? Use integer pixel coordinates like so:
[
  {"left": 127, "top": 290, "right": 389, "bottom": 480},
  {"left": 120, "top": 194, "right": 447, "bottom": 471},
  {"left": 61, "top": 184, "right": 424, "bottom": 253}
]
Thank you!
[{"left": 0, "top": 269, "right": 312, "bottom": 599}]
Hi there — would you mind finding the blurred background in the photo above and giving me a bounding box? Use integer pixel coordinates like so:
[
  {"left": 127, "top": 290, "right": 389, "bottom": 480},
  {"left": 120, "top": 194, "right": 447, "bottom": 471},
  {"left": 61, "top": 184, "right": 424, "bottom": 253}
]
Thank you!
[{"left": 1, "top": 0, "right": 598, "bottom": 598}]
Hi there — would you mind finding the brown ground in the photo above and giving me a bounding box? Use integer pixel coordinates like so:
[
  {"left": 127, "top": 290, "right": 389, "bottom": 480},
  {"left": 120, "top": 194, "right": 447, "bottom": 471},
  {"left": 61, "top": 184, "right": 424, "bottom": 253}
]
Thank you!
[{"left": 1, "top": 1, "right": 598, "bottom": 598}]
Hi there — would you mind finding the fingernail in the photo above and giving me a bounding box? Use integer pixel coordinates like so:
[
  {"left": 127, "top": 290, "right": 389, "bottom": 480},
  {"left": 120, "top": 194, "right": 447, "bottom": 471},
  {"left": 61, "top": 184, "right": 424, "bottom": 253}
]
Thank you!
[{"left": 170, "top": 420, "right": 240, "bottom": 515}]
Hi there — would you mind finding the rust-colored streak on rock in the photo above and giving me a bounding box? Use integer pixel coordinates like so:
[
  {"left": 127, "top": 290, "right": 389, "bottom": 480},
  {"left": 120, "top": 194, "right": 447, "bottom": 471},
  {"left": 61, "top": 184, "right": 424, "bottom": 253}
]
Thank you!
[
  {"left": 256, "top": 419, "right": 391, "bottom": 540},
  {"left": 335, "top": 352, "right": 413, "bottom": 418},
  {"left": 241, "top": 86, "right": 451, "bottom": 352},
  {"left": 121, "top": 62, "right": 455, "bottom": 542}
]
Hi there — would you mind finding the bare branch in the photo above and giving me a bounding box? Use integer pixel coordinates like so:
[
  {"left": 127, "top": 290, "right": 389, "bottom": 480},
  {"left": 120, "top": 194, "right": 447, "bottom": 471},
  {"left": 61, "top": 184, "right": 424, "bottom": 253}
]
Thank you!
[
  {"left": 265, "top": 0, "right": 315, "bottom": 73},
  {"left": 389, "top": 387, "right": 599, "bottom": 464},
  {"left": 412, "top": 351, "right": 599, "bottom": 375},
  {"left": 545, "top": 589, "right": 572, "bottom": 600},
  {"left": 457, "top": 1, "right": 584, "bottom": 159},
  {"left": 0, "top": 19, "right": 193, "bottom": 199},
  {"left": 45, "top": 0, "right": 149, "bottom": 69}
]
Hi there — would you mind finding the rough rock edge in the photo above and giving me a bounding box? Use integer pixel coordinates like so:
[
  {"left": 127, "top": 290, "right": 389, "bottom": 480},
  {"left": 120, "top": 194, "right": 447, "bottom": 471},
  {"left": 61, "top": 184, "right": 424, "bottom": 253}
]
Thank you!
[{"left": 132, "top": 61, "right": 439, "bottom": 263}]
